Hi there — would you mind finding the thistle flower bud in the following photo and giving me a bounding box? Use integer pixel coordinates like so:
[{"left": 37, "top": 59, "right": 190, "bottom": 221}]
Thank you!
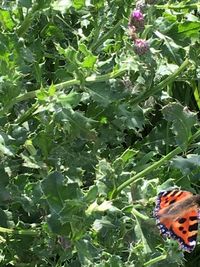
[
  {"left": 132, "top": 10, "right": 144, "bottom": 21},
  {"left": 134, "top": 39, "right": 149, "bottom": 55},
  {"left": 130, "top": 9, "right": 145, "bottom": 30},
  {"left": 128, "top": 24, "right": 137, "bottom": 41}
]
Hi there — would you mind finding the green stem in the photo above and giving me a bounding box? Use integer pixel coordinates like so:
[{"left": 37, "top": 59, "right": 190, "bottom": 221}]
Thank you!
[
  {"left": 192, "top": 80, "right": 200, "bottom": 110},
  {"left": 15, "top": 91, "right": 37, "bottom": 102},
  {"left": 144, "top": 254, "right": 167, "bottom": 266},
  {"left": 111, "top": 127, "right": 200, "bottom": 199},
  {"left": 0, "top": 67, "right": 127, "bottom": 117},
  {"left": 132, "top": 58, "right": 190, "bottom": 105},
  {"left": 0, "top": 58, "right": 189, "bottom": 117},
  {"left": 111, "top": 146, "right": 182, "bottom": 199},
  {"left": 17, "top": 4, "right": 40, "bottom": 37},
  {"left": 189, "top": 127, "right": 200, "bottom": 143},
  {"left": 132, "top": 207, "right": 149, "bottom": 220},
  {"left": 0, "top": 226, "right": 38, "bottom": 236},
  {"left": 16, "top": 102, "right": 39, "bottom": 125},
  {"left": 90, "top": 20, "right": 123, "bottom": 51},
  {"left": 55, "top": 67, "right": 127, "bottom": 90},
  {"left": 155, "top": 4, "right": 200, "bottom": 10},
  {"left": 0, "top": 91, "right": 37, "bottom": 117},
  {"left": 15, "top": 229, "right": 38, "bottom": 236},
  {"left": 165, "top": 122, "right": 170, "bottom": 155}
]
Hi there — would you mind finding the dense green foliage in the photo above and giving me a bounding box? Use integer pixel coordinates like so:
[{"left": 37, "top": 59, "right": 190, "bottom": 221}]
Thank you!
[{"left": 0, "top": 0, "right": 200, "bottom": 266}]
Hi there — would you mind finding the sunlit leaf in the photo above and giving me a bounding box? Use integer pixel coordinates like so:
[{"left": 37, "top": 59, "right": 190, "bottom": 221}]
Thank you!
[
  {"left": 0, "top": 10, "right": 15, "bottom": 30},
  {"left": 52, "top": 0, "right": 72, "bottom": 11},
  {"left": 73, "top": 0, "right": 85, "bottom": 9}
]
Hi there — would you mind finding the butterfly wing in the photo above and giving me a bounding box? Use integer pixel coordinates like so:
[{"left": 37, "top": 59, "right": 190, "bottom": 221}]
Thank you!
[
  {"left": 154, "top": 189, "right": 199, "bottom": 252},
  {"left": 154, "top": 189, "right": 193, "bottom": 217}
]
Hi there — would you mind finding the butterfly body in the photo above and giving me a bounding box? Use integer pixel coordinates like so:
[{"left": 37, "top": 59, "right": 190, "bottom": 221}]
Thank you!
[{"left": 154, "top": 189, "right": 200, "bottom": 252}]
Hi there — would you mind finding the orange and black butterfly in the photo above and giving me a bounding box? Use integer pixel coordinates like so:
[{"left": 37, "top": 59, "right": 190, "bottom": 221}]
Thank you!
[{"left": 154, "top": 189, "right": 200, "bottom": 252}]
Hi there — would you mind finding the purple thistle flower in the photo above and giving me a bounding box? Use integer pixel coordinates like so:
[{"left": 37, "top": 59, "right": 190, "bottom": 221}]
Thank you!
[
  {"left": 130, "top": 9, "right": 144, "bottom": 30},
  {"left": 132, "top": 10, "right": 144, "bottom": 21},
  {"left": 134, "top": 39, "right": 149, "bottom": 55}
]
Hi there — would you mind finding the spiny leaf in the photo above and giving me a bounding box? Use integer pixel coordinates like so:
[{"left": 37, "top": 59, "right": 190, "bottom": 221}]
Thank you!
[
  {"left": 172, "top": 154, "right": 200, "bottom": 175},
  {"left": 162, "top": 102, "right": 197, "bottom": 146}
]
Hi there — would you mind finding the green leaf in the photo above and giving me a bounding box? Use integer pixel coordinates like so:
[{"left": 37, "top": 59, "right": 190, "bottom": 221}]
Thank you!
[
  {"left": 56, "top": 107, "right": 96, "bottom": 138},
  {"left": 59, "top": 198, "right": 86, "bottom": 223},
  {"left": 57, "top": 91, "right": 82, "bottom": 108},
  {"left": 41, "top": 172, "right": 86, "bottom": 238},
  {"left": 87, "top": 83, "right": 115, "bottom": 107},
  {"left": 172, "top": 154, "right": 200, "bottom": 175},
  {"left": 18, "top": 0, "right": 32, "bottom": 8},
  {"left": 84, "top": 185, "right": 98, "bottom": 203},
  {"left": 48, "top": 83, "right": 56, "bottom": 96},
  {"left": 52, "top": 0, "right": 72, "bottom": 12},
  {"left": 156, "top": 179, "right": 176, "bottom": 193},
  {"left": 120, "top": 148, "right": 138, "bottom": 164},
  {"left": 79, "top": 43, "right": 97, "bottom": 69},
  {"left": 162, "top": 103, "right": 197, "bottom": 146},
  {"left": 96, "top": 159, "right": 116, "bottom": 196},
  {"left": 1, "top": 0, "right": 200, "bottom": 264},
  {"left": 86, "top": 200, "right": 119, "bottom": 215},
  {"left": 55, "top": 44, "right": 80, "bottom": 74},
  {"left": 47, "top": 213, "right": 71, "bottom": 235},
  {"left": 0, "top": 133, "right": 13, "bottom": 156},
  {"left": 178, "top": 21, "right": 200, "bottom": 38},
  {"left": 33, "top": 130, "right": 53, "bottom": 158},
  {"left": 115, "top": 104, "right": 144, "bottom": 131},
  {"left": 75, "top": 238, "right": 99, "bottom": 265},
  {"left": 0, "top": 209, "right": 13, "bottom": 228},
  {"left": 134, "top": 216, "right": 151, "bottom": 254},
  {"left": 20, "top": 153, "right": 44, "bottom": 169},
  {"left": 82, "top": 54, "right": 97, "bottom": 69},
  {"left": 73, "top": 0, "right": 85, "bottom": 9},
  {"left": 41, "top": 172, "right": 68, "bottom": 213},
  {"left": 0, "top": 10, "right": 15, "bottom": 30},
  {"left": 0, "top": 143, "right": 13, "bottom": 157},
  {"left": 156, "top": 63, "right": 178, "bottom": 80}
]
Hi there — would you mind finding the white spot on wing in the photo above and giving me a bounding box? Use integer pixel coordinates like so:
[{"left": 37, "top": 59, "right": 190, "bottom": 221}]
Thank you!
[{"left": 189, "top": 240, "right": 196, "bottom": 246}]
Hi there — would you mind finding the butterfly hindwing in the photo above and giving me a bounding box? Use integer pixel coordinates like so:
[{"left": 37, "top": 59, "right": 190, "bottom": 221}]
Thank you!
[
  {"left": 154, "top": 189, "right": 200, "bottom": 252},
  {"left": 159, "top": 207, "right": 198, "bottom": 252},
  {"left": 171, "top": 208, "right": 198, "bottom": 252}
]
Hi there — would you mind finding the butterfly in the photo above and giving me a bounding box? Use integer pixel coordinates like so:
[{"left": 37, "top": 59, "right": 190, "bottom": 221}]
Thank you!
[{"left": 154, "top": 189, "right": 200, "bottom": 252}]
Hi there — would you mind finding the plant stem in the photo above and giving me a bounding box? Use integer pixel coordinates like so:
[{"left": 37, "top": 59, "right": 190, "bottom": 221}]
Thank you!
[
  {"left": 0, "top": 58, "right": 189, "bottom": 116},
  {"left": 16, "top": 102, "right": 39, "bottom": 125},
  {"left": 0, "top": 226, "right": 38, "bottom": 236},
  {"left": 111, "top": 147, "right": 182, "bottom": 199},
  {"left": 132, "top": 207, "right": 149, "bottom": 220},
  {"left": 155, "top": 4, "right": 200, "bottom": 10},
  {"left": 17, "top": 4, "right": 40, "bottom": 37},
  {"left": 90, "top": 20, "right": 123, "bottom": 51},
  {"left": 55, "top": 67, "right": 127, "bottom": 90},
  {"left": 132, "top": 58, "right": 190, "bottom": 105},
  {"left": 0, "top": 67, "right": 127, "bottom": 117},
  {"left": 111, "top": 126, "right": 200, "bottom": 198},
  {"left": 144, "top": 254, "right": 167, "bottom": 266},
  {"left": 0, "top": 58, "right": 189, "bottom": 119}
]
